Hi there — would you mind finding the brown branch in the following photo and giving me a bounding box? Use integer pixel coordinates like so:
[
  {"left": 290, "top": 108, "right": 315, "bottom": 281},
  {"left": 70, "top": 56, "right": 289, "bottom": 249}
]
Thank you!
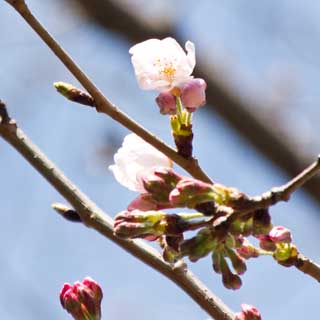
[
  {"left": 295, "top": 254, "right": 320, "bottom": 282},
  {"left": 3, "top": 0, "right": 211, "bottom": 184},
  {"left": 0, "top": 100, "right": 235, "bottom": 320}
]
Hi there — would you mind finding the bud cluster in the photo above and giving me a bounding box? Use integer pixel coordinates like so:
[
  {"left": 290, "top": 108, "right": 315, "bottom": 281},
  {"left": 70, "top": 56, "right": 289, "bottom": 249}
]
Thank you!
[{"left": 113, "top": 165, "right": 299, "bottom": 290}]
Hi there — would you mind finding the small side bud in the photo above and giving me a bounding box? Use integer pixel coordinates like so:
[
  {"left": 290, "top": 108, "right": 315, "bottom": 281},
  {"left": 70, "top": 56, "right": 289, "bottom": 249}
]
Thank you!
[
  {"left": 54, "top": 82, "right": 95, "bottom": 107},
  {"left": 52, "top": 203, "right": 82, "bottom": 222},
  {"left": 180, "top": 78, "right": 207, "bottom": 112},
  {"left": 156, "top": 92, "right": 177, "bottom": 115}
]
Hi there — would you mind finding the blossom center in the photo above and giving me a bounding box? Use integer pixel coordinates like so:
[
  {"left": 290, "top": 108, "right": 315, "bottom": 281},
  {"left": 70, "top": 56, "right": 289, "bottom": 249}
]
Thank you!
[{"left": 154, "top": 58, "right": 177, "bottom": 83}]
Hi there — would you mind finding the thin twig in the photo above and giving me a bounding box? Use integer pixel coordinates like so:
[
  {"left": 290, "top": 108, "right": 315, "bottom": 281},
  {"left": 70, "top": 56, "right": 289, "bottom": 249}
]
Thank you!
[
  {"left": 4, "top": 0, "right": 211, "bottom": 184},
  {"left": 0, "top": 100, "right": 235, "bottom": 320}
]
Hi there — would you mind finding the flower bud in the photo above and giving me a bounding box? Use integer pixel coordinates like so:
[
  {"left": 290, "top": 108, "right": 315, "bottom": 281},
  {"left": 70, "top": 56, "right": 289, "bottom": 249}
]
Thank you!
[
  {"left": 256, "top": 235, "right": 277, "bottom": 251},
  {"left": 169, "top": 178, "right": 215, "bottom": 208},
  {"left": 181, "top": 228, "right": 217, "bottom": 262},
  {"left": 236, "top": 238, "right": 260, "bottom": 259},
  {"left": 225, "top": 247, "right": 247, "bottom": 275},
  {"left": 220, "top": 255, "right": 242, "bottom": 290},
  {"left": 141, "top": 167, "right": 182, "bottom": 204},
  {"left": 54, "top": 82, "right": 95, "bottom": 107},
  {"left": 113, "top": 210, "right": 188, "bottom": 239},
  {"left": 60, "top": 277, "right": 103, "bottom": 320},
  {"left": 156, "top": 92, "right": 177, "bottom": 115},
  {"left": 268, "top": 226, "right": 292, "bottom": 243},
  {"left": 235, "top": 304, "right": 262, "bottom": 320},
  {"left": 180, "top": 78, "right": 207, "bottom": 112}
]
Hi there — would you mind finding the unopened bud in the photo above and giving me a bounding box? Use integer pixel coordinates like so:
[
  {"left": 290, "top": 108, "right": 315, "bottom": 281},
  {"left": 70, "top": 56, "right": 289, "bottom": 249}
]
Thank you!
[
  {"left": 156, "top": 92, "right": 177, "bottom": 115},
  {"left": 225, "top": 247, "right": 247, "bottom": 275},
  {"left": 52, "top": 203, "right": 81, "bottom": 222},
  {"left": 180, "top": 78, "right": 207, "bottom": 112},
  {"left": 113, "top": 210, "right": 187, "bottom": 239},
  {"left": 220, "top": 255, "right": 242, "bottom": 290},
  {"left": 54, "top": 82, "right": 95, "bottom": 107},
  {"left": 60, "top": 277, "right": 102, "bottom": 320},
  {"left": 269, "top": 226, "right": 292, "bottom": 243},
  {"left": 181, "top": 228, "right": 217, "bottom": 262},
  {"left": 236, "top": 238, "right": 260, "bottom": 259},
  {"left": 169, "top": 178, "right": 215, "bottom": 208},
  {"left": 256, "top": 235, "right": 277, "bottom": 251},
  {"left": 141, "top": 167, "right": 182, "bottom": 204}
]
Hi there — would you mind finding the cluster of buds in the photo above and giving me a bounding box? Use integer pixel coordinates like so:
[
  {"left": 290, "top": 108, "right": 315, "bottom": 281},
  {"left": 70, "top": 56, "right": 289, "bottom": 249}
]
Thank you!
[
  {"left": 235, "top": 304, "right": 262, "bottom": 320},
  {"left": 60, "top": 277, "right": 103, "bottom": 320}
]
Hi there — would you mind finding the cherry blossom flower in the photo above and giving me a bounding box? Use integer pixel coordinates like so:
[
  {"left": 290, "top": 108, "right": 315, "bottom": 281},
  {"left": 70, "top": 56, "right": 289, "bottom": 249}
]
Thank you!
[
  {"left": 109, "top": 133, "right": 172, "bottom": 192},
  {"left": 129, "top": 37, "right": 196, "bottom": 92}
]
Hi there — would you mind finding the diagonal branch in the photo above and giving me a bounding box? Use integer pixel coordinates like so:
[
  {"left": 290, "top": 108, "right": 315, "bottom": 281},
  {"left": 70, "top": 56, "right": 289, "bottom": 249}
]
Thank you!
[
  {"left": 0, "top": 100, "right": 235, "bottom": 320},
  {"left": 3, "top": 0, "right": 211, "bottom": 184}
]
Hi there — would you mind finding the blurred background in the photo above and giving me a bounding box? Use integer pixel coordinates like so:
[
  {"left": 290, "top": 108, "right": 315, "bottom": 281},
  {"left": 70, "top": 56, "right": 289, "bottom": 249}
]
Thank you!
[{"left": 0, "top": 0, "right": 320, "bottom": 319}]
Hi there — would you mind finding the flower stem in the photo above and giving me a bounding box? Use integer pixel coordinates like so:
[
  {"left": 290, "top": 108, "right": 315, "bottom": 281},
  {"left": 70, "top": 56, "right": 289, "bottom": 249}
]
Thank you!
[
  {"left": 176, "top": 96, "right": 183, "bottom": 124},
  {"left": 178, "top": 212, "right": 205, "bottom": 220}
]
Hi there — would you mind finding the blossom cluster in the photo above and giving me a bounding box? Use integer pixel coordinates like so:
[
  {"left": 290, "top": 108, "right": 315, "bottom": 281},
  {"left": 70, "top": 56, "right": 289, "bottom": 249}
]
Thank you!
[{"left": 109, "top": 133, "right": 298, "bottom": 291}]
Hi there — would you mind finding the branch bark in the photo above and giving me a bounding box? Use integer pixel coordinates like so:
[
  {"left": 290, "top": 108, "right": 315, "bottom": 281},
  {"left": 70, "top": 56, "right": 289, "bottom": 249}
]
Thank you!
[{"left": 0, "top": 100, "right": 235, "bottom": 320}]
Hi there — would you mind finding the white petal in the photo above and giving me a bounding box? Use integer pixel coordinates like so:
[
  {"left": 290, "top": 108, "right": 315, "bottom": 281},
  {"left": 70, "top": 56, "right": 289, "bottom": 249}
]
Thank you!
[
  {"left": 185, "top": 41, "right": 196, "bottom": 72},
  {"left": 109, "top": 134, "right": 172, "bottom": 192}
]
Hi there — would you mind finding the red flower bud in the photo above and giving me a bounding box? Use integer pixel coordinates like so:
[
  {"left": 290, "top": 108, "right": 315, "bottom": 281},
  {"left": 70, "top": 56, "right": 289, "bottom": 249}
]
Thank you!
[{"left": 60, "top": 277, "right": 103, "bottom": 320}]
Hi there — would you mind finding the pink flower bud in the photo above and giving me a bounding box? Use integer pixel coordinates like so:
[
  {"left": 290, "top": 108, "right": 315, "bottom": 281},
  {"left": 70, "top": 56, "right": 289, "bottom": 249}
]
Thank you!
[
  {"left": 169, "top": 178, "right": 215, "bottom": 208},
  {"left": 60, "top": 277, "right": 103, "bottom": 320},
  {"left": 235, "top": 304, "right": 262, "bottom": 320},
  {"left": 236, "top": 238, "right": 260, "bottom": 259},
  {"left": 156, "top": 92, "right": 177, "bottom": 115},
  {"left": 180, "top": 78, "right": 207, "bottom": 112},
  {"left": 269, "top": 226, "right": 292, "bottom": 243}
]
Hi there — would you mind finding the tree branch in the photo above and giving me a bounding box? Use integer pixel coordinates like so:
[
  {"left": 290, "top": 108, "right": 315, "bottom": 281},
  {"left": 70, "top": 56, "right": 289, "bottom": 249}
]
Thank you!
[
  {"left": 295, "top": 254, "right": 320, "bottom": 282},
  {"left": 3, "top": 0, "right": 211, "bottom": 184},
  {"left": 0, "top": 100, "right": 235, "bottom": 320}
]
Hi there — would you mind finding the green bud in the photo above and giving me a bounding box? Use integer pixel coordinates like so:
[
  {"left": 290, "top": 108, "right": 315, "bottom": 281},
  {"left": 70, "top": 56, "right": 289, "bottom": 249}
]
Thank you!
[
  {"left": 181, "top": 228, "right": 217, "bottom": 262},
  {"left": 225, "top": 247, "right": 247, "bottom": 275},
  {"left": 54, "top": 82, "right": 95, "bottom": 107}
]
